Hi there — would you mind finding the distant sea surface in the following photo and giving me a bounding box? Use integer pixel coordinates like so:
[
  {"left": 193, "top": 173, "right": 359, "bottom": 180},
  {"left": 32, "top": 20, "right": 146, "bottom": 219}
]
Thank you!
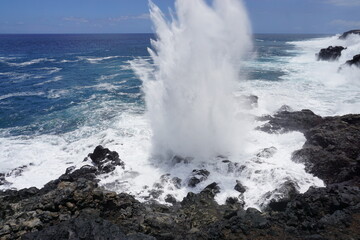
[
  {"left": 1, "top": 33, "right": 359, "bottom": 207},
  {"left": 0, "top": 33, "right": 328, "bottom": 136}
]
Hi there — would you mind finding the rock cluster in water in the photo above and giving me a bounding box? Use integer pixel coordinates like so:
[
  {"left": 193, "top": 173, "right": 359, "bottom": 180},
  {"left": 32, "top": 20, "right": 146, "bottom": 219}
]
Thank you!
[
  {"left": 339, "top": 29, "right": 360, "bottom": 39},
  {"left": 1, "top": 107, "right": 360, "bottom": 240},
  {"left": 316, "top": 30, "right": 360, "bottom": 69},
  {"left": 316, "top": 46, "right": 346, "bottom": 61}
]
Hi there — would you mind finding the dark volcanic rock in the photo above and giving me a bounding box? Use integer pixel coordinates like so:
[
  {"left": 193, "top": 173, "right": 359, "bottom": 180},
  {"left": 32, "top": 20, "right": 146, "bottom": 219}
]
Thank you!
[
  {"left": 345, "top": 54, "right": 360, "bottom": 68},
  {"left": 292, "top": 114, "right": 360, "bottom": 184},
  {"left": 22, "top": 214, "right": 129, "bottom": 240},
  {"left": 266, "top": 180, "right": 300, "bottom": 211},
  {"left": 316, "top": 46, "right": 346, "bottom": 61},
  {"left": 258, "top": 109, "right": 323, "bottom": 133},
  {"left": 339, "top": 29, "right": 360, "bottom": 39},
  {"left": 188, "top": 169, "right": 210, "bottom": 187},
  {"left": 89, "top": 145, "right": 125, "bottom": 174},
  {"left": 234, "top": 180, "right": 246, "bottom": 193}
]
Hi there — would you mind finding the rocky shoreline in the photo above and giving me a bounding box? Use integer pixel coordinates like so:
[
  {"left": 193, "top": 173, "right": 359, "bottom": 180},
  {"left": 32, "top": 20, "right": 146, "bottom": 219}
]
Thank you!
[{"left": 1, "top": 108, "right": 359, "bottom": 240}]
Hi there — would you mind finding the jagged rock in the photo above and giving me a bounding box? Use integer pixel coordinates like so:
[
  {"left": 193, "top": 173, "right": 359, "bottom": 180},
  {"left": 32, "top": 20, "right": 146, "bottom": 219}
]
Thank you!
[
  {"left": 171, "top": 155, "right": 193, "bottom": 164},
  {"left": 188, "top": 169, "right": 210, "bottom": 187},
  {"left": 316, "top": 46, "right": 346, "bottom": 61},
  {"left": 0, "top": 173, "right": 8, "bottom": 186},
  {"left": 345, "top": 54, "right": 360, "bottom": 68},
  {"left": 88, "top": 145, "right": 125, "bottom": 174},
  {"left": 339, "top": 29, "right": 360, "bottom": 39},
  {"left": 234, "top": 180, "right": 246, "bottom": 193},
  {"left": 256, "top": 147, "right": 277, "bottom": 158},
  {"left": 292, "top": 114, "right": 360, "bottom": 184},
  {"left": 258, "top": 109, "right": 323, "bottom": 133},
  {"left": 22, "top": 214, "right": 129, "bottom": 240},
  {"left": 201, "top": 182, "right": 220, "bottom": 197},
  {"left": 165, "top": 194, "right": 177, "bottom": 204},
  {"left": 277, "top": 105, "right": 293, "bottom": 112},
  {"left": 266, "top": 180, "right": 300, "bottom": 211}
]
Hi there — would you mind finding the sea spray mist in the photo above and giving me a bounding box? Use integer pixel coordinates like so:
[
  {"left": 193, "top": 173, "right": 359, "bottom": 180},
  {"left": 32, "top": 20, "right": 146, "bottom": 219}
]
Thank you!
[{"left": 132, "top": 0, "right": 253, "bottom": 162}]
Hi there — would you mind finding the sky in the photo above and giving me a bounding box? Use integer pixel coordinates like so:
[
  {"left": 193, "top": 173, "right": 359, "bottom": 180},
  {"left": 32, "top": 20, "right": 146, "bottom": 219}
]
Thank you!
[{"left": 0, "top": 0, "right": 359, "bottom": 34}]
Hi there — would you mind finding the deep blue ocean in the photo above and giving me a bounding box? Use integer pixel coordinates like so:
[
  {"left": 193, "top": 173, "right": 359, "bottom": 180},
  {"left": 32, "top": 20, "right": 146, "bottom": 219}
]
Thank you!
[{"left": 0, "top": 34, "right": 325, "bottom": 137}]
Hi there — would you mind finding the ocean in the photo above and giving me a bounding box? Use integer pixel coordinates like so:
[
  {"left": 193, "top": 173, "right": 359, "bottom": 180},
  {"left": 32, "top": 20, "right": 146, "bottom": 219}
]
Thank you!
[{"left": 0, "top": 32, "right": 359, "bottom": 208}]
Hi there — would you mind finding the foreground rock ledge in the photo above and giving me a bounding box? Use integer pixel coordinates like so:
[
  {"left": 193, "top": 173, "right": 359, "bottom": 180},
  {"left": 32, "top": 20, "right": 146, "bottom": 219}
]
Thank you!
[{"left": 1, "top": 111, "right": 360, "bottom": 240}]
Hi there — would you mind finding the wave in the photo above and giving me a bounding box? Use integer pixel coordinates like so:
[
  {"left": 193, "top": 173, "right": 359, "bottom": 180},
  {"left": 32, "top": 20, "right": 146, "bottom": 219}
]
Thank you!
[
  {"left": 97, "top": 73, "right": 121, "bottom": 81},
  {"left": 4, "top": 58, "right": 56, "bottom": 67},
  {"left": 79, "top": 56, "right": 121, "bottom": 64},
  {"left": 0, "top": 91, "right": 45, "bottom": 101},
  {"left": 34, "top": 76, "right": 63, "bottom": 86},
  {"left": 47, "top": 88, "right": 69, "bottom": 99},
  {"left": 37, "top": 67, "right": 62, "bottom": 75}
]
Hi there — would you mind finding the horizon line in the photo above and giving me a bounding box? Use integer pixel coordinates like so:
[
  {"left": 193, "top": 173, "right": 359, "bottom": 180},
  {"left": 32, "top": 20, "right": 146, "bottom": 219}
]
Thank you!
[{"left": 0, "top": 32, "right": 336, "bottom": 35}]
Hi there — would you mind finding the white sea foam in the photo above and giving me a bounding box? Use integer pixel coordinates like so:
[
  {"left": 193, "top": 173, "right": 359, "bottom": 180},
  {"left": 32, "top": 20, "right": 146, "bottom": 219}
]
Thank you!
[
  {"left": 5, "top": 58, "right": 55, "bottom": 67},
  {"left": 80, "top": 56, "right": 120, "bottom": 64},
  {"left": 0, "top": 92, "right": 45, "bottom": 101},
  {"left": 34, "top": 76, "right": 63, "bottom": 86},
  {"left": 97, "top": 73, "right": 121, "bottom": 81}
]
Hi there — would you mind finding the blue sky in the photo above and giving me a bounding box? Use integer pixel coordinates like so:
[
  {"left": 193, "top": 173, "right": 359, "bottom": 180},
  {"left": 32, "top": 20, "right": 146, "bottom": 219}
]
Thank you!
[{"left": 0, "top": 0, "right": 359, "bottom": 34}]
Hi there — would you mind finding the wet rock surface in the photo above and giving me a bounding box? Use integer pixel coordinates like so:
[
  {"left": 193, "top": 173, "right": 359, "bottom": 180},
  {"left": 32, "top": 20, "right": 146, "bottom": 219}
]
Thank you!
[
  {"left": 316, "top": 46, "right": 346, "bottom": 61},
  {"left": 88, "top": 145, "right": 125, "bottom": 174},
  {"left": 1, "top": 112, "right": 360, "bottom": 240},
  {"left": 345, "top": 54, "right": 360, "bottom": 68},
  {"left": 339, "top": 29, "right": 360, "bottom": 39}
]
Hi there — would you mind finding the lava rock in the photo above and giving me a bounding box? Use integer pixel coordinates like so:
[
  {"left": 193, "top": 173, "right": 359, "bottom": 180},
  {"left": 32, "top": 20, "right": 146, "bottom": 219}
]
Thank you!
[
  {"left": 164, "top": 194, "right": 177, "bottom": 204},
  {"left": 88, "top": 145, "right": 125, "bottom": 174},
  {"left": 258, "top": 109, "right": 323, "bottom": 133},
  {"left": 234, "top": 180, "right": 246, "bottom": 193},
  {"left": 339, "top": 29, "right": 360, "bottom": 39},
  {"left": 266, "top": 180, "right": 300, "bottom": 211},
  {"left": 256, "top": 147, "right": 277, "bottom": 158},
  {"left": 345, "top": 54, "right": 360, "bottom": 68},
  {"left": 292, "top": 114, "right": 360, "bottom": 184},
  {"left": 188, "top": 169, "right": 210, "bottom": 187},
  {"left": 22, "top": 214, "right": 128, "bottom": 240},
  {"left": 316, "top": 46, "right": 346, "bottom": 61}
]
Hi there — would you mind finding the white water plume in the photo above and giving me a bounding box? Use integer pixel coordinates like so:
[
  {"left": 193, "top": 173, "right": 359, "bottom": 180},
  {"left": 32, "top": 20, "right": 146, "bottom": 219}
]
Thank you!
[{"left": 132, "top": 0, "right": 252, "bottom": 162}]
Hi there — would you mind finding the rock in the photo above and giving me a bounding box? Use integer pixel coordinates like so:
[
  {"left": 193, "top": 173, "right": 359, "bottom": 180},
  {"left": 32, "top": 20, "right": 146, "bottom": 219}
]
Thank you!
[
  {"left": 164, "top": 194, "right": 177, "bottom": 204},
  {"left": 266, "top": 180, "right": 300, "bottom": 211},
  {"left": 201, "top": 182, "right": 220, "bottom": 197},
  {"left": 22, "top": 214, "right": 128, "bottom": 240},
  {"left": 256, "top": 147, "right": 277, "bottom": 158},
  {"left": 316, "top": 46, "right": 346, "bottom": 61},
  {"left": 238, "top": 95, "right": 259, "bottom": 109},
  {"left": 277, "top": 105, "right": 293, "bottom": 112},
  {"left": 339, "top": 29, "right": 360, "bottom": 39},
  {"left": 292, "top": 114, "right": 360, "bottom": 184},
  {"left": 88, "top": 145, "right": 125, "bottom": 174},
  {"left": 234, "top": 180, "right": 246, "bottom": 193},
  {"left": 258, "top": 109, "right": 323, "bottom": 133},
  {"left": 345, "top": 54, "right": 360, "bottom": 68},
  {"left": 171, "top": 155, "right": 193, "bottom": 164},
  {"left": 0, "top": 173, "right": 9, "bottom": 186},
  {"left": 187, "top": 169, "right": 210, "bottom": 187}
]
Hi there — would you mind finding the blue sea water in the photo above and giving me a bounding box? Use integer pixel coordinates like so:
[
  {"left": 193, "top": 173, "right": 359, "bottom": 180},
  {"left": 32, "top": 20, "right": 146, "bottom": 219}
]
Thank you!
[
  {"left": 0, "top": 34, "right": 152, "bottom": 136},
  {"left": 0, "top": 33, "right": 359, "bottom": 204},
  {"left": 0, "top": 33, "right": 325, "bottom": 137}
]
